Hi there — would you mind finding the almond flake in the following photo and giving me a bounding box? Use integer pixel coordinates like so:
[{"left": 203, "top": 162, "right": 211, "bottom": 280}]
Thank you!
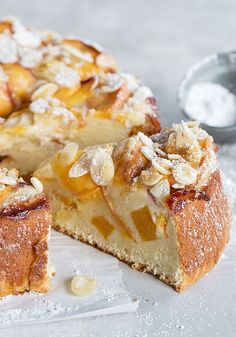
[
  {"left": 30, "top": 177, "right": 44, "bottom": 193},
  {"left": 167, "top": 153, "right": 183, "bottom": 160},
  {"left": 71, "top": 275, "right": 98, "bottom": 297},
  {"left": 138, "top": 132, "right": 153, "bottom": 147},
  {"left": 90, "top": 148, "right": 114, "bottom": 186},
  {"left": 0, "top": 168, "right": 18, "bottom": 186},
  {"left": 140, "top": 167, "right": 163, "bottom": 186},
  {"left": 96, "top": 53, "right": 118, "bottom": 70},
  {"left": 62, "top": 43, "right": 93, "bottom": 63},
  {"left": 99, "top": 73, "right": 123, "bottom": 93},
  {"left": 31, "top": 83, "right": 59, "bottom": 100},
  {"left": 30, "top": 98, "right": 49, "bottom": 114},
  {"left": 59, "top": 143, "right": 79, "bottom": 167},
  {"left": 150, "top": 179, "right": 170, "bottom": 200},
  {"left": 172, "top": 162, "right": 197, "bottom": 185},
  {"left": 152, "top": 157, "right": 173, "bottom": 175},
  {"left": 172, "top": 183, "right": 185, "bottom": 189},
  {"left": 141, "top": 146, "right": 157, "bottom": 161},
  {"left": 69, "top": 150, "right": 94, "bottom": 178}
]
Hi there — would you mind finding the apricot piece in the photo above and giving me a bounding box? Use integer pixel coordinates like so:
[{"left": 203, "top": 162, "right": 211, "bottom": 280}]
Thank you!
[
  {"left": 78, "top": 63, "right": 102, "bottom": 81},
  {"left": 0, "top": 22, "right": 12, "bottom": 33},
  {"left": 131, "top": 206, "right": 157, "bottom": 241},
  {"left": 91, "top": 216, "right": 114, "bottom": 240},
  {"left": 155, "top": 213, "right": 168, "bottom": 239},
  {"left": 53, "top": 152, "right": 102, "bottom": 200},
  {"left": 2, "top": 64, "right": 36, "bottom": 103},
  {"left": 54, "top": 80, "right": 92, "bottom": 110}
]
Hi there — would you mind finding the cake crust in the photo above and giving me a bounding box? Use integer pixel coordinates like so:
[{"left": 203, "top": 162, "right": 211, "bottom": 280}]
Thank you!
[
  {"left": 0, "top": 192, "right": 52, "bottom": 297},
  {"left": 172, "top": 170, "right": 231, "bottom": 291}
]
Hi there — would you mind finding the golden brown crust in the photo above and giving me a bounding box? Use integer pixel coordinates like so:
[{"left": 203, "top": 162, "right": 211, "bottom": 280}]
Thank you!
[
  {"left": 171, "top": 170, "right": 231, "bottom": 291},
  {"left": 0, "top": 193, "right": 52, "bottom": 297}
]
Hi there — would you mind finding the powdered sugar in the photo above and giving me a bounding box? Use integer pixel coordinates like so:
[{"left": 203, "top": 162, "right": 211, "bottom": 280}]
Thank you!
[
  {"left": 185, "top": 83, "right": 236, "bottom": 127},
  {"left": 0, "top": 32, "right": 18, "bottom": 63}
]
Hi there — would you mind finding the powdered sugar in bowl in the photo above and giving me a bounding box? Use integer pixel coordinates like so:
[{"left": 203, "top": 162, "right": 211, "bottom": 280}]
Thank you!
[{"left": 178, "top": 51, "right": 236, "bottom": 143}]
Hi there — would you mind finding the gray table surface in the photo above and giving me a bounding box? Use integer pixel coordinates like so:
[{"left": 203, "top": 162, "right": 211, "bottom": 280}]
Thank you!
[{"left": 1, "top": 0, "right": 236, "bottom": 336}]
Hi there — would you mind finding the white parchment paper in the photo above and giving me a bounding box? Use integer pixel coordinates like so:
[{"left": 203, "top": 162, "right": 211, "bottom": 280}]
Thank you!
[{"left": 0, "top": 230, "right": 138, "bottom": 327}]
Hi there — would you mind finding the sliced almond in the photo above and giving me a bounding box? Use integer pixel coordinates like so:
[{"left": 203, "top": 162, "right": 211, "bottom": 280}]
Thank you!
[
  {"left": 140, "top": 167, "right": 163, "bottom": 186},
  {"left": 30, "top": 177, "right": 44, "bottom": 193},
  {"left": 167, "top": 153, "right": 183, "bottom": 161},
  {"left": 71, "top": 275, "right": 98, "bottom": 297},
  {"left": 0, "top": 168, "right": 18, "bottom": 186},
  {"left": 152, "top": 157, "right": 173, "bottom": 175},
  {"left": 62, "top": 43, "right": 94, "bottom": 63},
  {"left": 150, "top": 179, "right": 170, "bottom": 200},
  {"left": 59, "top": 143, "right": 79, "bottom": 167},
  {"left": 96, "top": 53, "right": 118, "bottom": 70},
  {"left": 69, "top": 150, "right": 94, "bottom": 178},
  {"left": 138, "top": 132, "right": 153, "bottom": 147},
  {"left": 31, "top": 82, "right": 59, "bottom": 101},
  {"left": 99, "top": 73, "right": 124, "bottom": 93},
  {"left": 141, "top": 146, "right": 156, "bottom": 161},
  {"left": 90, "top": 148, "right": 114, "bottom": 186},
  {"left": 172, "top": 162, "right": 197, "bottom": 186}
]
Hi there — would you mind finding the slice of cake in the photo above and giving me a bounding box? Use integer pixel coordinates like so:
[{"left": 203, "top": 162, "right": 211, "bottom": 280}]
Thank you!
[
  {"left": 34, "top": 121, "right": 231, "bottom": 291},
  {"left": 0, "top": 168, "right": 53, "bottom": 297},
  {"left": 0, "top": 17, "right": 160, "bottom": 175}
]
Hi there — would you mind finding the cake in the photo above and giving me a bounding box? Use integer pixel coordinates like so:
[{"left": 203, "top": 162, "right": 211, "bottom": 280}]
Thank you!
[
  {"left": 0, "top": 17, "right": 160, "bottom": 175},
  {"left": 0, "top": 168, "right": 53, "bottom": 297},
  {"left": 34, "top": 121, "right": 231, "bottom": 291},
  {"left": 0, "top": 17, "right": 231, "bottom": 292}
]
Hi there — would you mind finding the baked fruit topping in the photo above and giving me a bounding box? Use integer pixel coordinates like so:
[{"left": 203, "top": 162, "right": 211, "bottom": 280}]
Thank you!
[{"left": 0, "top": 17, "right": 160, "bottom": 176}]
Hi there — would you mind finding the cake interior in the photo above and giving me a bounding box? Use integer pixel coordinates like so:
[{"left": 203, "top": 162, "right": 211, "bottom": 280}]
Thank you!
[{"left": 35, "top": 146, "right": 185, "bottom": 289}]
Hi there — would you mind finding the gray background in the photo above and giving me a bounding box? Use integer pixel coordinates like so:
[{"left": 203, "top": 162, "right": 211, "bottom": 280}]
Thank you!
[{"left": 1, "top": 1, "right": 236, "bottom": 336}]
